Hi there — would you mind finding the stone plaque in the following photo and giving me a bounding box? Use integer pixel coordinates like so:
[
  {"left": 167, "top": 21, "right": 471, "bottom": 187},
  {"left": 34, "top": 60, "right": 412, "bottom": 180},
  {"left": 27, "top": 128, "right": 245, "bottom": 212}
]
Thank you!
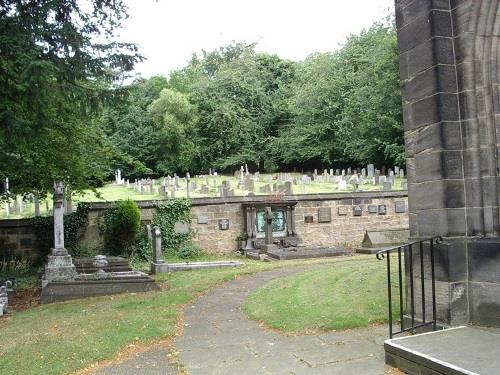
[
  {"left": 197, "top": 214, "right": 208, "bottom": 224},
  {"left": 304, "top": 215, "right": 314, "bottom": 223},
  {"left": 318, "top": 207, "right": 332, "bottom": 223},
  {"left": 378, "top": 205, "right": 387, "bottom": 215},
  {"left": 395, "top": 201, "right": 406, "bottom": 213},
  {"left": 174, "top": 222, "right": 190, "bottom": 234},
  {"left": 368, "top": 205, "right": 378, "bottom": 214},
  {"left": 218, "top": 219, "right": 230, "bottom": 230},
  {"left": 337, "top": 206, "right": 348, "bottom": 216},
  {"left": 353, "top": 205, "right": 363, "bottom": 216}
]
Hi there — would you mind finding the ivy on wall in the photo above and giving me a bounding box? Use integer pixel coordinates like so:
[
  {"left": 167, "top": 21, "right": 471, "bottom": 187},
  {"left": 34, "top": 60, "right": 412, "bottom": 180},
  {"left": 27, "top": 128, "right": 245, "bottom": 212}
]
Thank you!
[
  {"left": 32, "top": 202, "right": 91, "bottom": 262},
  {"left": 152, "top": 199, "right": 192, "bottom": 256}
]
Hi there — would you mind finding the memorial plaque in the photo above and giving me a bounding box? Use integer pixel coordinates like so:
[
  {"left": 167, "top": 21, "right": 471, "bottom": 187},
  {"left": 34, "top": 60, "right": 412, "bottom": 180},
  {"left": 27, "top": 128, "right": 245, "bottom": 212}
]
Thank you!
[
  {"left": 378, "top": 205, "right": 387, "bottom": 215},
  {"left": 304, "top": 215, "right": 314, "bottom": 223},
  {"left": 218, "top": 219, "right": 230, "bottom": 230},
  {"left": 197, "top": 214, "right": 208, "bottom": 224},
  {"left": 395, "top": 201, "right": 406, "bottom": 213},
  {"left": 368, "top": 205, "right": 378, "bottom": 214},
  {"left": 174, "top": 221, "right": 190, "bottom": 234},
  {"left": 353, "top": 205, "right": 363, "bottom": 216},
  {"left": 318, "top": 207, "right": 332, "bottom": 223},
  {"left": 337, "top": 206, "right": 348, "bottom": 216}
]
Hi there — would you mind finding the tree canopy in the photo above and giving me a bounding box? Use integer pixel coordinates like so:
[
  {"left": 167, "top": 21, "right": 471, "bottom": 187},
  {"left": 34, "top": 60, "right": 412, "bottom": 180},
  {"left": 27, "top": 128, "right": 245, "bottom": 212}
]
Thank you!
[
  {"left": 2, "top": 11, "right": 403, "bottom": 195},
  {"left": 0, "top": 0, "right": 141, "bottom": 197},
  {"left": 102, "top": 20, "right": 403, "bottom": 177}
]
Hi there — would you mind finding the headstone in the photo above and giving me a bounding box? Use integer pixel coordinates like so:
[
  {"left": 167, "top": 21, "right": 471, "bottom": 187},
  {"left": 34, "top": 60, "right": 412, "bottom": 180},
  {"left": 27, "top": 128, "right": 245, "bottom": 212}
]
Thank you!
[
  {"left": 337, "top": 206, "right": 348, "bottom": 216},
  {"left": 318, "top": 207, "right": 332, "bottom": 223},
  {"left": 283, "top": 181, "right": 293, "bottom": 195},
  {"left": 170, "top": 187, "right": 175, "bottom": 198},
  {"left": 173, "top": 222, "right": 190, "bottom": 234},
  {"left": 353, "top": 206, "right": 363, "bottom": 216},
  {"left": 368, "top": 205, "right": 378, "bottom": 214},
  {"left": 378, "top": 205, "right": 387, "bottom": 215},
  {"left": 366, "top": 164, "right": 375, "bottom": 177},
  {"left": 395, "top": 201, "right": 406, "bottom": 213},
  {"left": 0, "top": 285, "right": 7, "bottom": 316},
  {"left": 218, "top": 219, "right": 229, "bottom": 230},
  {"left": 394, "top": 166, "right": 400, "bottom": 175},
  {"left": 399, "top": 169, "right": 405, "bottom": 178},
  {"left": 151, "top": 227, "right": 164, "bottom": 264},
  {"left": 383, "top": 182, "right": 392, "bottom": 191},
  {"left": 34, "top": 195, "right": 40, "bottom": 217},
  {"left": 197, "top": 215, "right": 208, "bottom": 224},
  {"left": 338, "top": 180, "right": 347, "bottom": 190},
  {"left": 361, "top": 168, "right": 366, "bottom": 177},
  {"left": 401, "top": 180, "right": 408, "bottom": 190},
  {"left": 304, "top": 215, "right": 314, "bottom": 223},
  {"left": 43, "top": 181, "right": 76, "bottom": 282}
]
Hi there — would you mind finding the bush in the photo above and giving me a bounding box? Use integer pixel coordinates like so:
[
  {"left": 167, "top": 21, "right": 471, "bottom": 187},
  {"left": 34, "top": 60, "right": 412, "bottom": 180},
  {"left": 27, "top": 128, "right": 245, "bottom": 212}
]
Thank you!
[
  {"left": 177, "top": 242, "right": 201, "bottom": 259},
  {"left": 102, "top": 199, "right": 141, "bottom": 256},
  {"left": 152, "top": 199, "right": 192, "bottom": 256}
]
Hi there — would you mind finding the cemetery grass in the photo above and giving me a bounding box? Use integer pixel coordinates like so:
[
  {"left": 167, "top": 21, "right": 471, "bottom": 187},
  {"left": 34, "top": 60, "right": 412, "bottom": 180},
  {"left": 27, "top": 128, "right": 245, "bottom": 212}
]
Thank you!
[
  {"left": 244, "top": 256, "right": 401, "bottom": 333},
  {"left": 0, "top": 256, "right": 370, "bottom": 375}
]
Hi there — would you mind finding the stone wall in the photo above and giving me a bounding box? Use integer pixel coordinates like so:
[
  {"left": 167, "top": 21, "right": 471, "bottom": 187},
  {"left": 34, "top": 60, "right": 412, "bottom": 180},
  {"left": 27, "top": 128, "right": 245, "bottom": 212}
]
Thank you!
[
  {"left": 0, "top": 219, "right": 35, "bottom": 259},
  {"left": 0, "top": 192, "right": 409, "bottom": 259}
]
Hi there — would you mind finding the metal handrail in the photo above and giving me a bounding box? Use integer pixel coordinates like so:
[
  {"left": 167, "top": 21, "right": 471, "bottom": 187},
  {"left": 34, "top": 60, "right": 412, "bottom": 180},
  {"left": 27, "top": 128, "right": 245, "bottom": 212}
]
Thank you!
[{"left": 376, "top": 236, "right": 442, "bottom": 338}]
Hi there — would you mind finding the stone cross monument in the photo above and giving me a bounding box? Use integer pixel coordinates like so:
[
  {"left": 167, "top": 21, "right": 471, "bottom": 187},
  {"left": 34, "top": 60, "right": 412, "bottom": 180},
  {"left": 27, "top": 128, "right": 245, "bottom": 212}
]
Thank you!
[
  {"left": 260, "top": 207, "right": 277, "bottom": 254},
  {"left": 44, "top": 181, "right": 76, "bottom": 282}
]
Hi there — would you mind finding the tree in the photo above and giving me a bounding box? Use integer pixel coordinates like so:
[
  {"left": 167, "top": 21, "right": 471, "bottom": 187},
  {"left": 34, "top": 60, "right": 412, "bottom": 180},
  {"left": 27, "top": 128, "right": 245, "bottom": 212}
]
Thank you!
[
  {"left": 148, "top": 88, "right": 199, "bottom": 173},
  {"left": 0, "top": 0, "right": 141, "bottom": 198}
]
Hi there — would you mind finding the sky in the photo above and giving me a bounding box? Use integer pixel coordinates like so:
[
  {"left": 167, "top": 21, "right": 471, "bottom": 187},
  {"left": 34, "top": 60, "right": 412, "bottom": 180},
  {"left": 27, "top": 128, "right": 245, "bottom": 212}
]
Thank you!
[{"left": 119, "top": 0, "right": 394, "bottom": 79}]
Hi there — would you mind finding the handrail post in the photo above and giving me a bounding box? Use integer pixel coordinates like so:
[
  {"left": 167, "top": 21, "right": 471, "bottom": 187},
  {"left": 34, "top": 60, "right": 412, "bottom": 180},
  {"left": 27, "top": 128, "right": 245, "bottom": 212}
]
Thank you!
[{"left": 376, "top": 236, "right": 440, "bottom": 338}]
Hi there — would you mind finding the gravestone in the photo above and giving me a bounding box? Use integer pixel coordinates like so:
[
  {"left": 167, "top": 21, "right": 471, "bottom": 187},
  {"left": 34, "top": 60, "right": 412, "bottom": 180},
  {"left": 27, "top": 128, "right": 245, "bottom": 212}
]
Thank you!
[
  {"left": 304, "top": 215, "right": 314, "bottom": 223},
  {"left": 43, "top": 181, "right": 77, "bottom": 282},
  {"left": 34, "top": 195, "right": 40, "bottom": 217},
  {"left": 150, "top": 227, "right": 168, "bottom": 274},
  {"left": 353, "top": 206, "right": 363, "bottom": 216},
  {"left": 378, "top": 205, "right": 387, "bottom": 215},
  {"left": 218, "top": 219, "right": 229, "bottom": 230},
  {"left": 174, "top": 222, "right": 190, "bottom": 234},
  {"left": 338, "top": 180, "right": 347, "bottom": 190},
  {"left": 197, "top": 215, "right": 208, "bottom": 224},
  {"left": 260, "top": 207, "right": 277, "bottom": 253},
  {"left": 395, "top": 201, "right": 406, "bottom": 213},
  {"left": 368, "top": 205, "right": 378, "bottom": 214},
  {"left": 338, "top": 206, "right": 348, "bottom": 216},
  {"left": 318, "top": 207, "right": 332, "bottom": 223},
  {"left": 383, "top": 182, "right": 392, "bottom": 191},
  {"left": 0, "top": 285, "right": 7, "bottom": 316}
]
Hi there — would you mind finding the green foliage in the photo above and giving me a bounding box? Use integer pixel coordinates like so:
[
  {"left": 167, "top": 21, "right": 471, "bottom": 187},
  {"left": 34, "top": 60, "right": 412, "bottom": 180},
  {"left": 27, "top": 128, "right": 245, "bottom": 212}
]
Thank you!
[
  {"left": 101, "top": 199, "right": 141, "bottom": 256},
  {"left": 94, "top": 16, "right": 402, "bottom": 179},
  {"left": 177, "top": 243, "right": 202, "bottom": 259},
  {"left": 0, "top": 0, "right": 141, "bottom": 198},
  {"left": 130, "top": 227, "right": 152, "bottom": 263},
  {"left": 152, "top": 199, "right": 192, "bottom": 257},
  {"left": 32, "top": 202, "right": 91, "bottom": 262}
]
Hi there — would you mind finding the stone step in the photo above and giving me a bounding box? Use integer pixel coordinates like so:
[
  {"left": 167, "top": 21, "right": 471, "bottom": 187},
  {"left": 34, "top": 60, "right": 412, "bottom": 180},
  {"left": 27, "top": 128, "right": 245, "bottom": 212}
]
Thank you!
[{"left": 385, "top": 326, "right": 500, "bottom": 374}]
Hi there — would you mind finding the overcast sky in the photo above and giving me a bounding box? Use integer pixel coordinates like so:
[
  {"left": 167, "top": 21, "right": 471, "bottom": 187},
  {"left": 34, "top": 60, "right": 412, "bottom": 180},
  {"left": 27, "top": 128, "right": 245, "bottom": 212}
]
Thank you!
[{"left": 119, "top": 0, "right": 394, "bottom": 79}]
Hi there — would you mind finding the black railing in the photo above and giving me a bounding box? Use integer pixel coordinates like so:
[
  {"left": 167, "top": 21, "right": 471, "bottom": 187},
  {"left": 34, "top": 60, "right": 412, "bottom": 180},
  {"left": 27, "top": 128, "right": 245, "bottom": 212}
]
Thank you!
[{"left": 376, "top": 236, "right": 442, "bottom": 338}]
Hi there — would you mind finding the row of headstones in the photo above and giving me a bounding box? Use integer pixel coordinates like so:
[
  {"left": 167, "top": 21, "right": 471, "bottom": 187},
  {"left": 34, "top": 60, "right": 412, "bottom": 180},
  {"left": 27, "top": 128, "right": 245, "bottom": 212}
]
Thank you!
[{"left": 1, "top": 194, "right": 74, "bottom": 217}]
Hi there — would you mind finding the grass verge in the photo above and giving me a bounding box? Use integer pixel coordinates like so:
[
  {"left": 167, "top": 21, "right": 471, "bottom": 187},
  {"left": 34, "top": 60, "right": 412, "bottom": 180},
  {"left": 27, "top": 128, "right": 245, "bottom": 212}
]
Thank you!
[
  {"left": 243, "top": 256, "right": 400, "bottom": 333},
  {"left": 0, "top": 256, "right": 366, "bottom": 375}
]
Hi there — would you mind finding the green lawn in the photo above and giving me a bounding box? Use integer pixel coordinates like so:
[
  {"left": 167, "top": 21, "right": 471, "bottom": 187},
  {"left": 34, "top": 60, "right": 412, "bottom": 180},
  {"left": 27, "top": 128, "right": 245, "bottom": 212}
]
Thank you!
[
  {"left": 243, "top": 256, "right": 400, "bottom": 333},
  {"left": 0, "top": 174, "right": 406, "bottom": 219},
  {"left": 0, "top": 256, "right": 375, "bottom": 375}
]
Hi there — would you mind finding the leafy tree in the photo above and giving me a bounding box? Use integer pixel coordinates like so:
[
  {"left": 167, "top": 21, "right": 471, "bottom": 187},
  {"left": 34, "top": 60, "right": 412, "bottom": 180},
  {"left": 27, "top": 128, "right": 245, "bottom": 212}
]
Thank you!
[
  {"left": 148, "top": 88, "right": 199, "bottom": 173},
  {"left": 0, "top": 0, "right": 141, "bottom": 198},
  {"left": 279, "top": 21, "right": 403, "bottom": 168}
]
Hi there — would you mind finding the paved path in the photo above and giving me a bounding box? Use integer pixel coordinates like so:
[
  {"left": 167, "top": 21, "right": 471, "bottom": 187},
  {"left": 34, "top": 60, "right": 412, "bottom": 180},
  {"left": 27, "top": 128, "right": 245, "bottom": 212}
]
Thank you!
[{"left": 96, "top": 266, "right": 395, "bottom": 375}]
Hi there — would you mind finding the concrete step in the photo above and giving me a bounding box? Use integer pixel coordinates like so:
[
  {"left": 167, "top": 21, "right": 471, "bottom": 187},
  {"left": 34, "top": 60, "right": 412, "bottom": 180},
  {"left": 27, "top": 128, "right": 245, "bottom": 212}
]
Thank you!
[{"left": 385, "top": 326, "right": 500, "bottom": 374}]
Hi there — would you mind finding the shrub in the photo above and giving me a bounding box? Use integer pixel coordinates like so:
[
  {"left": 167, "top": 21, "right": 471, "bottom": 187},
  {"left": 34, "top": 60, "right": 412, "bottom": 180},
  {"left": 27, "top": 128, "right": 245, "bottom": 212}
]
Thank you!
[
  {"left": 102, "top": 199, "right": 141, "bottom": 256},
  {"left": 177, "top": 242, "right": 201, "bottom": 259},
  {"left": 130, "top": 226, "right": 152, "bottom": 263}
]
